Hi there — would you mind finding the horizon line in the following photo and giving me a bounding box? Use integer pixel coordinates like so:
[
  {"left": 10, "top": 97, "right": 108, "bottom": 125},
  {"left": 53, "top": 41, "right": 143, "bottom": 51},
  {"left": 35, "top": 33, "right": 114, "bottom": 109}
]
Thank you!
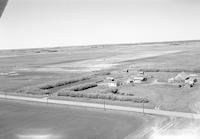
[{"left": 1, "top": 39, "right": 200, "bottom": 51}]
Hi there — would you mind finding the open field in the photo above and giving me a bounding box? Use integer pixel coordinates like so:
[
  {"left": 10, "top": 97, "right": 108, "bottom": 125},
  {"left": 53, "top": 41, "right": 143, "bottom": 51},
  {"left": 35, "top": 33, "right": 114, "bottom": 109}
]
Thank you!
[
  {"left": 0, "top": 0, "right": 8, "bottom": 17},
  {"left": 2, "top": 41, "right": 200, "bottom": 138},
  {"left": 1, "top": 41, "right": 200, "bottom": 113},
  {"left": 0, "top": 99, "right": 152, "bottom": 139},
  {"left": 2, "top": 94, "right": 200, "bottom": 139}
]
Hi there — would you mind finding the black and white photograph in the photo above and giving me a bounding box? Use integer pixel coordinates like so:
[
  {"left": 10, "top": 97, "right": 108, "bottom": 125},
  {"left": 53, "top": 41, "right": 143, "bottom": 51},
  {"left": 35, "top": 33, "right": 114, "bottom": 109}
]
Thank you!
[{"left": 1, "top": 0, "right": 200, "bottom": 138}]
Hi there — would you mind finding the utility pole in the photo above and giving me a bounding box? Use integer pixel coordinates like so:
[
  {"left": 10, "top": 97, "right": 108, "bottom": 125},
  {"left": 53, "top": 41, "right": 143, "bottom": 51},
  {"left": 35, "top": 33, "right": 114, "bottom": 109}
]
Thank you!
[
  {"left": 47, "top": 94, "right": 50, "bottom": 107},
  {"left": 5, "top": 91, "right": 7, "bottom": 99},
  {"left": 142, "top": 100, "right": 145, "bottom": 115},
  {"left": 47, "top": 97, "right": 49, "bottom": 106},
  {"left": 104, "top": 99, "right": 106, "bottom": 111},
  {"left": 191, "top": 112, "right": 194, "bottom": 125}
]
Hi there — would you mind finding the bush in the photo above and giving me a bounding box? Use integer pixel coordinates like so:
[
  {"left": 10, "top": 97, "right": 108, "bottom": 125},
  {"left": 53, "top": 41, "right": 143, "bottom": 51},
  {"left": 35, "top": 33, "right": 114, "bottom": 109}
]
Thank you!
[
  {"left": 140, "top": 68, "right": 200, "bottom": 73},
  {"left": 70, "top": 83, "right": 97, "bottom": 91},
  {"left": 57, "top": 89, "right": 149, "bottom": 103},
  {"left": 133, "top": 98, "right": 149, "bottom": 103},
  {"left": 95, "top": 71, "right": 111, "bottom": 76},
  {"left": 16, "top": 77, "right": 90, "bottom": 95},
  {"left": 109, "top": 88, "right": 118, "bottom": 94},
  {"left": 40, "top": 77, "right": 89, "bottom": 90},
  {"left": 17, "top": 86, "right": 50, "bottom": 95}
]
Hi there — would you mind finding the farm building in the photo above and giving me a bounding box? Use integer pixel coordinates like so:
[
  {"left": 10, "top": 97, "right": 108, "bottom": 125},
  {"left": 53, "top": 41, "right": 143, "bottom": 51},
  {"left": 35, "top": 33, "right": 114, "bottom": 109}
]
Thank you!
[
  {"left": 185, "top": 77, "right": 198, "bottom": 87},
  {"left": 125, "top": 76, "right": 147, "bottom": 84},
  {"left": 139, "top": 71, "right": 144, "bottom": 75},
  {"left": 106, "top": 77, "right": 114, "bottom": 81},
  {"left": 168, "top": 72, "right": 198, "bottom": 87},
  {"left": 133, "top": 76, "right": 147, "bottom": 81},
  {"left": 126, "top": 79, "right": 134, "bottom": 84},
  {"left": 107, "top": 81, "right": 122, "bottom": 87},
  {"left": 174, "top": 72, "right": 189, "bottom": 82},
  {"left": 133, "top": 80, "right": 142, "bottom": 84},
  {"left": 108, "top": 82, "right": 118, "bottom": 87},
  {"left": 168, "top": 78, "right": 175, "bottom": 83}
]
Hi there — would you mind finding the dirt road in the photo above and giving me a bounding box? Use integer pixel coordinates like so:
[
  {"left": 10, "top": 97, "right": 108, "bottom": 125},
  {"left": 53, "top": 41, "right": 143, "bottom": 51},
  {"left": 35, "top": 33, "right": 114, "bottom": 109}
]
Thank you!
[{"left": 0, "top": 93, "right": 200, "bottom": 119}]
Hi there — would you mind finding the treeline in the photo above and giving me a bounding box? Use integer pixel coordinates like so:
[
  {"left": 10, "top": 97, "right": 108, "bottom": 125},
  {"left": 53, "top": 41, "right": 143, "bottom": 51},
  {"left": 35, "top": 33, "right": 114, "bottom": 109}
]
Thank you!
[
  {"left": 17, "top": 77, "right": 90, "bottom": 95},
  {"left": 140, "top": 68, "right": 200, "bottom": 73},
  {"left": 57, "top": 88, "right": 149, "bottom": 103}
]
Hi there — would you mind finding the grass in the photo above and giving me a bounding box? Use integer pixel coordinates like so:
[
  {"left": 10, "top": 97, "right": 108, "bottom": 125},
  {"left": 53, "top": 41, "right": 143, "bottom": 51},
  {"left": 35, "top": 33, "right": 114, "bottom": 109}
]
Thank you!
[
  {"left": 70, "top": 83, "right": 97, "bottom": 91},
  {"left": 125, "top": 83, "right": 200, "bottom": 112},
  {"left": 140, "top": 68, "right": 200, "bottom": 73},
  {"left": 39, "top": 77, "right": 89, "bottom": 90},
  {"left": 0, "top": 99, "right": 148, "bottom": 139},
  {"left": 0, "top": 0, "right": 8, "bottom": 17},
  {"left": 57, "top": 87, "right": 149, "bottom": 103},
  {"left": 2, "top": 41, "right": 200, "bottom": 112}
]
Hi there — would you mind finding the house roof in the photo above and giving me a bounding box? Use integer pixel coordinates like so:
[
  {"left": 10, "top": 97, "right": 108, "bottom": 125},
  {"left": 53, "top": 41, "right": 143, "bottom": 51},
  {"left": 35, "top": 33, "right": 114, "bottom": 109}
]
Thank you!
[
  {"left": 175, "top": 72, "right": 189, "bottom": 81},
  {"left": 133, "top": 76, "right": 145, "bottom": 80}
]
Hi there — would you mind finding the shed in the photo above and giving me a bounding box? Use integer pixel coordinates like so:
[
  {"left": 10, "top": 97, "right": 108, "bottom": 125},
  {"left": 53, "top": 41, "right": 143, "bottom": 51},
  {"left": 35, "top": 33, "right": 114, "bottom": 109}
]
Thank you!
[
  {"left": 108, "top": 82, "right": 118, "bottom": 87},
  {"left": 106, "top": 77, "right": 114, "bottom": 81},
  {"left": 168, "top": 78, "right": 175, "bottom": 83},
  {"left": 185, "top": 77, "right": 198, "bottom": 87},
  {"left": 174, "top": 72, "right": 190, "bottom": 82},
  {"left": 107, "top": 81, "right": 122, "bottom": 87},
  {"left": 139, "top": 71, "right": 144, "bottom": 75},
  {"left": 126, "top": 79, "right": 134, "bottom": 84},
  {"left": 133, "top": 76, "right": 147, "bottom": 81},
  {"left": 133, "top": 80, "right": 142, "bottom": 84}
]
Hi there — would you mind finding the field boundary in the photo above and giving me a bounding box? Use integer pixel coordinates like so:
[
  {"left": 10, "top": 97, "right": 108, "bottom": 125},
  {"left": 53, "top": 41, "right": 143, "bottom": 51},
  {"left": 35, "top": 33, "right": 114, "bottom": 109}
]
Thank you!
[{"left": 0, "top": 93, "right": 200, "bottom": 119}]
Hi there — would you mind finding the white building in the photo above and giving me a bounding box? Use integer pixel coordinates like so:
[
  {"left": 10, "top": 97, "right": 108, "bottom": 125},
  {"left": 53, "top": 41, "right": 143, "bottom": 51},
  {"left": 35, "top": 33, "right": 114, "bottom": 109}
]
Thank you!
[
  {"left": 107, "top": 81, "right": 122, "bottom": 87},
  {"left": 106, "top": 77, "right": 114, "bottom": 81},
  {"left": 168, "top": 78, "right": 175, "bottom": 83},
  {"left": 107, "top": 82, "right": 118, "bottom": 87},
  {"left": 133, "top": 76, "right": 147, "bottom": 81}
]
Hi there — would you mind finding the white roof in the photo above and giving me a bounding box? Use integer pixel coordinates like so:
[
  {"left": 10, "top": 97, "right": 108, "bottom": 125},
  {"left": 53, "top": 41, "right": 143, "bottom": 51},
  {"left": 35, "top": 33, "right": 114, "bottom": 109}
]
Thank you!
[{"left": 133, "top": 76, "right": 145, "bottom": 80}]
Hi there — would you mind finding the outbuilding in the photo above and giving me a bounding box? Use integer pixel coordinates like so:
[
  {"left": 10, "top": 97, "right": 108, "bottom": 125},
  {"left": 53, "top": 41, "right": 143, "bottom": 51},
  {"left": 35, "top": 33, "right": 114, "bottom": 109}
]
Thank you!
[
  {"left": 174, "top": 72, "right": 189, "bottom": 82},
  {"left": 107, "top": 81, "right": 122, "bottom": 87},
  {"left": 133, "top": 76, "right": 147, "bottom": 81},
  {"left": 185, "top": 77, "right": 198, "bottom": 87},
  {"left": 126, "top": 79, "right": 134, "bottom": 84},
  {"left": 106, "top": 77, "right": 115, "bottom": 81}
]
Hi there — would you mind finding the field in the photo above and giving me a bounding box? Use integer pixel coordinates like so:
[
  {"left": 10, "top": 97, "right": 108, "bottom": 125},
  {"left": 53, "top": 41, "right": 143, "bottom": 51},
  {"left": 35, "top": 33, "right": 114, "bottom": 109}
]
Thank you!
[
  {"left": 1, "top": 41, "right": 200, "bottom": 113},
  {"left": 0, "top": 99, "right": 153, "bottom": 139},
  {"left": 0, "top": 0, "right": 8, "bottom": 17},
  {"left": 2, "top": 41, "right": 200, "bottom": 139}
]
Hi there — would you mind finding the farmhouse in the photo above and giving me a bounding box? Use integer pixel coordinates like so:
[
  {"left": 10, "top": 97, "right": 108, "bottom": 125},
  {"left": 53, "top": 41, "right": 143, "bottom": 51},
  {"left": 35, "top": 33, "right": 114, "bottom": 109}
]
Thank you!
[
  {"left": 125, "top": 75, "right": 147, "bottom": 84},
  {"left": 168, "top": 78, "right": 175, "bottom": 83},
  {"left": 108, "top": 82, "right": 118, "bottom": 87},
  {"left": 106, "top": 77, "right": 115, "bottom": 81},
  {"left": 107, "top": 81, "right": 122, "bottom": 87},
  {"left": 133, "top": 76, "right": 147, "bottom": 82},
  {"left": 139, "top": 71, "right": 144, "bottom": 75},
  {"left": 126, "top": 79, "right": 134, "bottom": 84},
  {"left": 174, "top": 72, "right": 189, "bottom": 82},
  {"left": 168, "top": 72, "right": 198, "bottom": 87}
]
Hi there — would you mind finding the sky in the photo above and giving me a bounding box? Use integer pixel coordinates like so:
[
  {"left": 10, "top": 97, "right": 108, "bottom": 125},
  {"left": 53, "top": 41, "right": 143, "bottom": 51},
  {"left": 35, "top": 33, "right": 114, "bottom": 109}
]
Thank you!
[{"left": 0, "top": 0, "right": 200, "bottom": 50}]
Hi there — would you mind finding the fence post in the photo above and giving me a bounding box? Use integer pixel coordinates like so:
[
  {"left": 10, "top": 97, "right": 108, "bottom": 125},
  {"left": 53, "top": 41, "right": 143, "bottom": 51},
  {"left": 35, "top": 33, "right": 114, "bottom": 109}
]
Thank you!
[
  {"left": 104, "top": 100, "right": 106, "bottom": 111},
  {"left": 192, "top": 113, "right": 194, "bottom": 124},
  {"left": 143, "top": 100, "right": 145, "bottom": 115},
  {"left": 46, "top": 96, "right": 49, "bottom": 106},
  {"left": 4, "top": 92, "right": 7, "bottom": 99}
]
